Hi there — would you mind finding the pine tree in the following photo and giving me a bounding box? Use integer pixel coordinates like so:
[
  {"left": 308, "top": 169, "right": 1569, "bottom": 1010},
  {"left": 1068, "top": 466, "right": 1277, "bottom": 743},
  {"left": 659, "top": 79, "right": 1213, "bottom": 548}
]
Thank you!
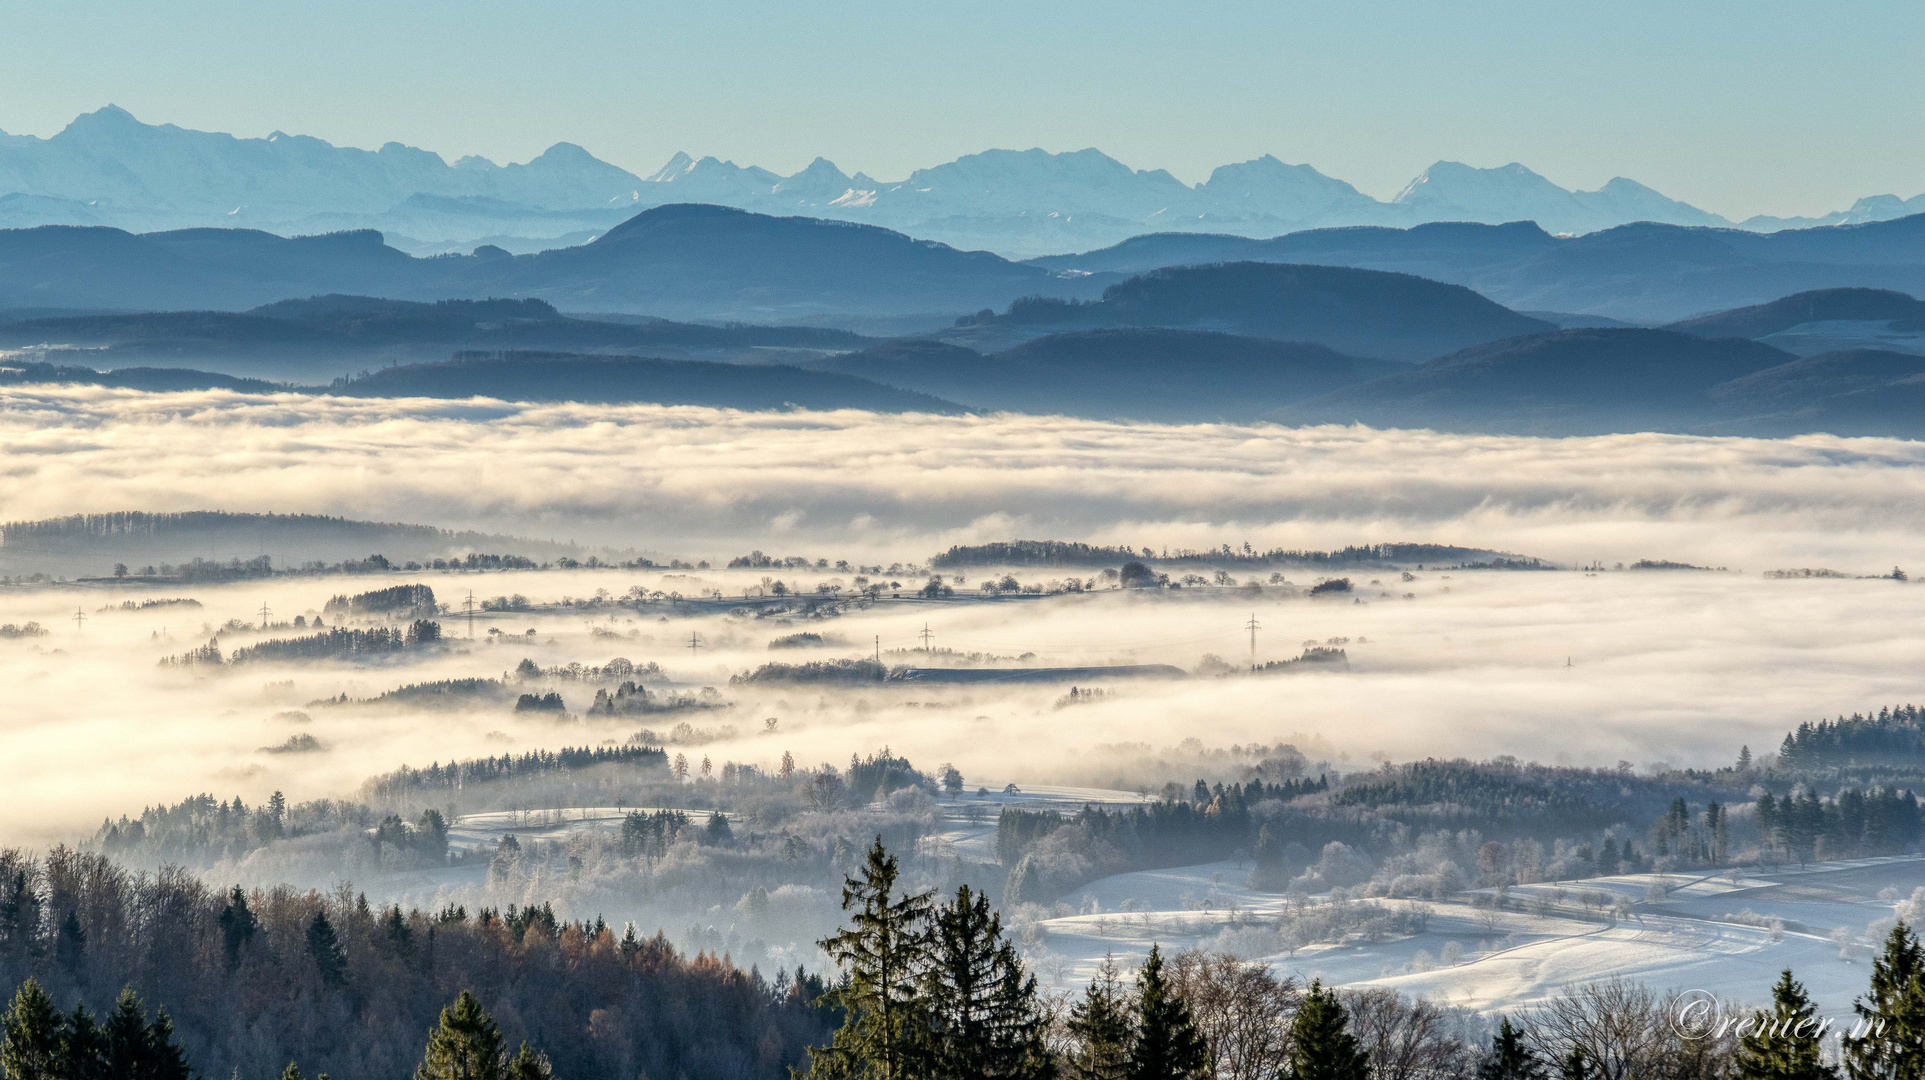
[
  {"left": 103, "top": 986, "right": 151, "bottom": 1079},
  {"left": 1560, "top": 1047, "right": 1590, "bottom": 1080},
  {"left": 1284, "top": 980, "right": 1367, "bottom": 1080},
  {"left": 56, "top": 910, "right": 87, "bottom": 972},
  {"left": 1126, "top": 946, "right": 1207, "bottom": 1080},
  {"left": 280, "top": 1064, "right": 305, "bottom": 1080},
  {"left": 414, "top": 990, "right": 508, "bottom": 1080},
  {"left": 507, "top": 1043, "right": 554, "bottom": 1080},
  {"left": 1065, "top": 955, "right": 1134, "bottom": 1080},
  {"left": 145, "top": 1007, "right": 192, "bottom": 1080},
  {"left": 1479, "top": 1018, "right": 1544, "bottom": 1080},
  {"left": 1, "top": 978, "right": 63, "bottom": 1080},
  {"left": 307, "top": 909, "right": 348, "bottom": 986},
  {"left": 1252, "top": 824, "right": 1287, "bottom": 890},
  {"left": 923, "top": 885, "right": 1053, "bottom": 1080},
  {"left": 219, "top": 886, "right": 259, "bottom": 969},
  {"left": 1844, "top": 923, "right": 1925, "bottom": 1079},
  {"left": 810, "top": 837, "right": 935, "bottom": 1080},
  {"left": 1736, "top": 970, "right": 1837, "bottom": 1079}
]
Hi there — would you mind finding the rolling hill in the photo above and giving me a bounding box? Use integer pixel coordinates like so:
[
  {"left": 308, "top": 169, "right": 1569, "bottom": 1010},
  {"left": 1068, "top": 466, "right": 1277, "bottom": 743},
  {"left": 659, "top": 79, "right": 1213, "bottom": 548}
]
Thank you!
[
  {"left": 810, "top": 328, "right": 1407, "bottom": 421},
  {"left": 965, "top": 262, "right": 1552, "bottom": 362},
  {"left": 1276, "top": 328, "right": 1799, "bottom": 434},
  {"left": 1030, "top": 216, "right": 1925, "bottom": 325},
  {"left": 327, "top": 351, "right": 963, "bottom": 413},
  {"left": 0, "top": 294, "right": 872, "bottom": 379}
]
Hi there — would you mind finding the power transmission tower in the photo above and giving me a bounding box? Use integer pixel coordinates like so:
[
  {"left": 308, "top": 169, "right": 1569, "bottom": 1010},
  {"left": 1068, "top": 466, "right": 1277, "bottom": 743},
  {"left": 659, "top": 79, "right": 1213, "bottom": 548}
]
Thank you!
[
  {"left": 464, "top": 589, "right": 477, "bottom": 638},
  {"left": 259, "top": 601, "right": 272, "bottom": 629},
  {"left": 688, "top": 630, "right": 703, "bottom": 656},
  {"left": 875, "top": 635, "right": 881, "bottom": 663},
  {"left": 71, "top": 606, "right": 86, "bottom": 633},
  {"left": 1245, "top": 612, "right": 1261, "bottom": 671},
  {"left": 919, "top": 623, "right": 933, "bottom": 655}
]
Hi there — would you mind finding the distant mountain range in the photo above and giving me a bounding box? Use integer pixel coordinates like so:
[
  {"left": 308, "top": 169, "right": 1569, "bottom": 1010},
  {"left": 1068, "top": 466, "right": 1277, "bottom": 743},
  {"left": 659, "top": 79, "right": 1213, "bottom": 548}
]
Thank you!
[{"left": 4, "top": 106, "right": 1920, "bottom": 258}]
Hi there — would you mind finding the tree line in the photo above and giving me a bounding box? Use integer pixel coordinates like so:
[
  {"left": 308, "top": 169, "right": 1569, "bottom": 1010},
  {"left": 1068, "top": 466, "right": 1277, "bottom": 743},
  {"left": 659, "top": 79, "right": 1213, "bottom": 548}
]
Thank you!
[{"left": 0, "top": 847, "right": 835, "bottom": 1079}]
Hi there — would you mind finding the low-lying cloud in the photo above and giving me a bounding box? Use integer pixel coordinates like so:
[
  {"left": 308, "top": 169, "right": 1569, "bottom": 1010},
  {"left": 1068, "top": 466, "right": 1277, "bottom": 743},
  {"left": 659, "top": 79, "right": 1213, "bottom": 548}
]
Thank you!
[{"left": 2, "top": 387, "right": 1924, "bottom": 569}]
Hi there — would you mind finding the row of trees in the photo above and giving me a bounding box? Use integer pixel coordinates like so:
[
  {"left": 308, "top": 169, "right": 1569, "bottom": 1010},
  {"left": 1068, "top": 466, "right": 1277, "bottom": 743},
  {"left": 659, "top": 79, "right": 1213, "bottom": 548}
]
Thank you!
[
  {"left": 1, "top": 979, "right": 559, "bottom": 1080},
  {"left": 1755, "top": 787, "right": 1923, "bottom": 864}
]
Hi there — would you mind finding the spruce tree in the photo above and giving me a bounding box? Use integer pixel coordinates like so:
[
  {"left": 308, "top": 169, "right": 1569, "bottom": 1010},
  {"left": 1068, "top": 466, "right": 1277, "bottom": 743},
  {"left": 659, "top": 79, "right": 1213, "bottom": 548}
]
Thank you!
[
  {"left": 414, "top": 990, "right": 508, "bottom": 1080},
  {"left": 307, "top": 909, "right": 348, "bottom": 986},
  {"left": 280, "top": 1064, "right": 305, "bottom": 1080},
  {"left": 1560, "top": 1047, "right": 1590, "bottom": 1080},
  {"left": 1844, "top": 923, "right": 1925, "bottom": 1078},
  {"left": 103, "top": 986, "right": 151, "bottom": 1079},
  {"left": 810, "top": 837, "right": 935, "bottom": 1080},
  {"left": 1126, "top": 946, "right": 1207, "bottom": 1080},
  {"left": 923, "top": 885, "right": 1053, "bottom": 1080},
  {"left": 1065, "top": 955, "right": 1134, "bottom": 1080},
  {"left": 1479, "top": 1017, "right": 1544, "bottom": 1080},
  {"left": 1, "top": 978, "right": 63, "bottom": 1080},
  {"left": 61, "top": 1004, "right": 109, "bottom": 1080},
  {"left": 1736, "top": 970, "right": 1837, "bottom": 1079},
  {"left": 1284, "top": 980, "right": 1368, "bottom": 1080}
]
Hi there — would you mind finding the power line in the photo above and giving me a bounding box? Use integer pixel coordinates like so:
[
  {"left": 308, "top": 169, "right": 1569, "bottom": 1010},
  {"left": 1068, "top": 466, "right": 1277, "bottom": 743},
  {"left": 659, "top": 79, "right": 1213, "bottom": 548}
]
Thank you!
[
  {"left": 259, "top": 601, "right": 272, "bottom": 629},
  {"left": 919, "top": 623, "right": 934, "bottom": 655},
  {"left": 1246, "top": 612, "right": 1261, "bottom": 671},
  {"left": 71, "top": 606, "right": 85, "bottom": 633},
  {"left": 464, "top": 589, "right": 476, "bottom": 638},
  {"left": 687, "top": 631, "right": 703, "bottom": 656}
]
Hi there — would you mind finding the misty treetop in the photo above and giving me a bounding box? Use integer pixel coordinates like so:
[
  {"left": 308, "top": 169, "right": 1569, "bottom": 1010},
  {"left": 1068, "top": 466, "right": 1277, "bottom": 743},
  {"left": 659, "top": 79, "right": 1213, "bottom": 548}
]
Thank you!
[
  {"left": 0, "top": 847, "right": 837, "bottom": 1080},
  {"left": 322, "top": 582, "right": 437, "bottom": 619},
  {"left": 161, "top": 621, "right": 444, "bottom": 666}
]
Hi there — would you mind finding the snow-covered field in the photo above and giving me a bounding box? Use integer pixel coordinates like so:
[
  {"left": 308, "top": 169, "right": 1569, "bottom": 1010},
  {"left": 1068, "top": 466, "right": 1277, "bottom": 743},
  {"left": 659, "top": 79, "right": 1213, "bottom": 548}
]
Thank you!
[{"left": 1029, "top": 855, "right": 1925, "bottom": 1020}]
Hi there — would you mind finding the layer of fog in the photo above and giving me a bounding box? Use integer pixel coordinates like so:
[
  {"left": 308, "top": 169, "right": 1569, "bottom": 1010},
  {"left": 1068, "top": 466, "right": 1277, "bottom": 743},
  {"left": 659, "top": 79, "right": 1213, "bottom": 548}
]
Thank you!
[
  {"left": 4, "top": 386, "right": 1925, "bottom": 569},
  {"left": 5, "top": 566, "right": 1923, "bottom": 846}
]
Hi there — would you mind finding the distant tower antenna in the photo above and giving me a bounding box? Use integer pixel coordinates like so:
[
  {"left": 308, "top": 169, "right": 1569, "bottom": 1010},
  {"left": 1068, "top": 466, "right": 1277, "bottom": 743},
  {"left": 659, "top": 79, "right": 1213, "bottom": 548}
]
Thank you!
[
  {"left": 875, "top": 634, "right": 881, "bottom": 663},
  {"left": 1246, "top": 612, "right": 1261, "bottom": 671}
]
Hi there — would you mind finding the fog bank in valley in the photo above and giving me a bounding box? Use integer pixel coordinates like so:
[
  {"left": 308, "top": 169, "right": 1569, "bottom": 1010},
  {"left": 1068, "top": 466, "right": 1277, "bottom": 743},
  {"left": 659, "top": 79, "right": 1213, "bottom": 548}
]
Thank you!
[
  {"left": 2, "top": 386, "right": 1924, "bottom": 568},
  {"left": 1, "top": 567, "right": 1918, "bottom": 845}
]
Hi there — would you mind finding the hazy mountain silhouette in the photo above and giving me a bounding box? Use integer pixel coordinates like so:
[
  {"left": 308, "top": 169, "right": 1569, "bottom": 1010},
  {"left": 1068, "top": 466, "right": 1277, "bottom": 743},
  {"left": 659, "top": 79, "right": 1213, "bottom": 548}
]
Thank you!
[
  {"left": 1667, "top": 287, "right": 1925, "bottom": 340},
  {"left": 0, "top": 294, "right": 870, "bottom": 378},
  {"left": 1033, "top": 216, "right": 1925, "bottom": 324},
  {"left": 966, "top": 261, "right": 1551, "bottom": 361},
  {"left": 1277, "top": 328, "right": 1798, "bottom": 434},
  {"left": 810, "top": 327, "right": 1406, "bottom": 421},
  {"left": 0, "top": 205, "right": 1103, "bottom": 323},
  {"left": 328, "top": 351, "right": 963, "bottom": 413}
]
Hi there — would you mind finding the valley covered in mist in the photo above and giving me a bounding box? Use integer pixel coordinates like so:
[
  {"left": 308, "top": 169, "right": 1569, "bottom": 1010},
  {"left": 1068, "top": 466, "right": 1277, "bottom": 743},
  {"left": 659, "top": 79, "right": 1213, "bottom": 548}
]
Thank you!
[{"left": 5, "top": 380, "right": 1925, "bottom": 1069}]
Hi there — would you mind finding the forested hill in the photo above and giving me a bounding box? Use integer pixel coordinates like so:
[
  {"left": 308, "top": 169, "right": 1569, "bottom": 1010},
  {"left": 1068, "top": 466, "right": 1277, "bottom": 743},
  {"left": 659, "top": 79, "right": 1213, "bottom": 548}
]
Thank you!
[{"left": 929, "top": 539, "right": 1544, "bottom": 569}]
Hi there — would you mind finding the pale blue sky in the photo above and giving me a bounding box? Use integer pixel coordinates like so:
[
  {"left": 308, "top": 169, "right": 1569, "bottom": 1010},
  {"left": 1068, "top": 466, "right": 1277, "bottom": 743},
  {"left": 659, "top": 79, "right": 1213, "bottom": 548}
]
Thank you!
[{"left": 3, "top": 0, "right": 1919, "bottom": 218}]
